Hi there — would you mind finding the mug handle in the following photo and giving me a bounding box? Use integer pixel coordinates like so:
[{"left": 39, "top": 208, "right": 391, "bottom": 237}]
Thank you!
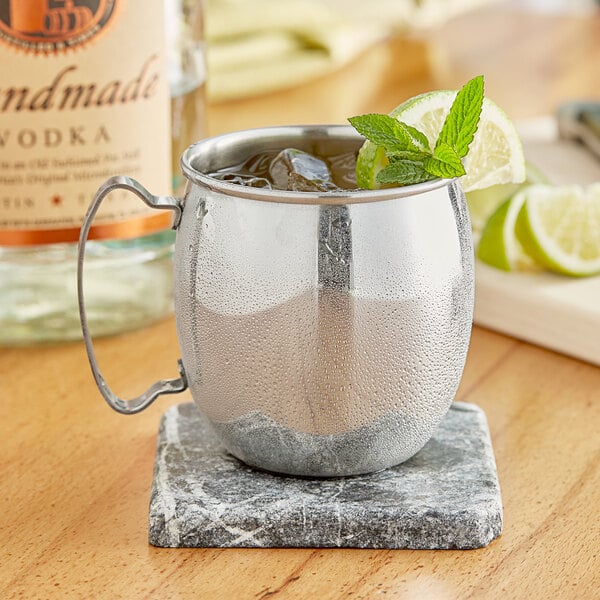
[{"left": 77, "top": 176, "right": 188, "bottom": 414}]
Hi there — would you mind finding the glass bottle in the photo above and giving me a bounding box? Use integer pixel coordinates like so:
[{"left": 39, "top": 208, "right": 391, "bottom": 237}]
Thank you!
[{"left": 0, "top": 0, "right": 205, "bottom": 345}]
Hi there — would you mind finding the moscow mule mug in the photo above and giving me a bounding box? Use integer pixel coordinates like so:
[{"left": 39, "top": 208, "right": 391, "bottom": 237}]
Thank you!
[{"left": 78, "top": 125, "right": 474, "bottom": 477}]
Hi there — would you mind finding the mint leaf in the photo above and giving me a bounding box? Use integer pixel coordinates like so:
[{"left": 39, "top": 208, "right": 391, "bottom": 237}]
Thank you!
[
  {"left": 436, "top": 75, "right": 484, "bottom": 159},
  {"left": 424, "top": 142, "right": 466, "bottom": 178},
  {"left": 376, "top": 161, "right": 434, "bottom": 186},
  {"left": 387, "top": 149, "right": 430, "bottom": 161},
  {"left": 348, "top": 114, "right": 409, "bottom": 151},
  {"left": 348, "top": 114, "right": 429, "bottom": 154},
  {"left": 399, "top": 122, "right": 431, "bottom": 153}
]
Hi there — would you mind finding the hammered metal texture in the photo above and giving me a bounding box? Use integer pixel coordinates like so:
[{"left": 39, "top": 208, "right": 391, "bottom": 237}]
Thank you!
[{"left": 173, "top": 127, "right": 474, "bottom": 477}]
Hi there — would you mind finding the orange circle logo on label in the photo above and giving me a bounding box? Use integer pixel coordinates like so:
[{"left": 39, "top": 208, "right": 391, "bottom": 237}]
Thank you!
[{"left": 0, "top": 0, "right": 117, "bottom": 53}]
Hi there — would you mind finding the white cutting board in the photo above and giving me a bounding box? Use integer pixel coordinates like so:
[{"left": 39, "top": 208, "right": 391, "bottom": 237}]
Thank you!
[{"left": 473, "top": 118, "right": 600, "bottom": 366}]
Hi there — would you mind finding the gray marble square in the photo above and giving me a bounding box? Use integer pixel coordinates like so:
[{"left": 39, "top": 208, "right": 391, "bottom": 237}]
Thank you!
[{"left": 149, "top": 402, "right": 502, "bottom": 549}]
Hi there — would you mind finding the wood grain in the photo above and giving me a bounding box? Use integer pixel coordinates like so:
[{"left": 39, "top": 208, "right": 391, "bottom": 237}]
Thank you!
[{"left": 2, "top": 3, "right": 600, "bottom": 599}]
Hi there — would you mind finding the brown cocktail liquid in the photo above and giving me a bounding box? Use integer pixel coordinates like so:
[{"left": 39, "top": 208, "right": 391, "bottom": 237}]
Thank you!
[{"left": 209, "top": 147, "right": 359, "bottom": 191}]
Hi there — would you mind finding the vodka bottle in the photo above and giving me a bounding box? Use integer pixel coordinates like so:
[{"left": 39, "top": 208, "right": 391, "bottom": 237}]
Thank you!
[{"left": 0, "top": 0, "right": 205, "bottom": 344}]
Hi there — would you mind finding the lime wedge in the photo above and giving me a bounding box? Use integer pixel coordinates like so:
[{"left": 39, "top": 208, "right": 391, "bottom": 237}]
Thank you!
[
  {"left": 477, "top": 189, "right": 539, "bottom": 271},
  {"left": 515, "top": 183, "right": 600, "bottom": 277},
  {"left": 356, "top": 144, "right": 387, "bottom": 191},
  {"left": 467, "top": 182, "right": 522, "bottom": 233},
  {"left": 467, "top": 160, "right": 549, "bottom": 232},
  {"left": 356, "top": 90, "right": 526, "bottom": 192}
]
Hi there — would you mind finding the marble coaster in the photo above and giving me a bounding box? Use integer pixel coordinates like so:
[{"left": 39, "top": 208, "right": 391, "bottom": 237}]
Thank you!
[{"left": 149, "top": 402, "right": 502, "bottom": 549}]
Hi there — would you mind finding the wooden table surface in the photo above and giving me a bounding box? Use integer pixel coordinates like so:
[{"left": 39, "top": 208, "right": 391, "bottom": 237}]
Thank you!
[{"left": 2, "top": 3, "right": 599, "bottom": 599}]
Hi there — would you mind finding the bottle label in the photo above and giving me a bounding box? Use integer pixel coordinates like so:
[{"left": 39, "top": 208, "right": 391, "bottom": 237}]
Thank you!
[{"left": 0, "top": 1, "right": 172, "bottom": 245}]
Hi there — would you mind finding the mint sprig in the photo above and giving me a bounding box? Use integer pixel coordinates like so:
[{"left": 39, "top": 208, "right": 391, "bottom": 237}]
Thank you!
[
  {"left": 349, "top": 75, "right": 484, "bottom": 187},
  {"left": 436, "top": 75, "right": 484, "bottom": 159}
]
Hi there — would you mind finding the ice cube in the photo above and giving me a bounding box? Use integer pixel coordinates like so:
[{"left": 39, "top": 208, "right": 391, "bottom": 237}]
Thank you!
[
  {"left": 268, "top": 148, "right": 339, "bottom": 192},
  {"left": 219, "top": 173, "right": 272, "bottom": 188}
]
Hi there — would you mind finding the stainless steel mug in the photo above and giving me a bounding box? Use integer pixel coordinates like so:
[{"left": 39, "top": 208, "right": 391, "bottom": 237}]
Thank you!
[{"left": 78, "top": 125, "right": 474, "bottom": 477}]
